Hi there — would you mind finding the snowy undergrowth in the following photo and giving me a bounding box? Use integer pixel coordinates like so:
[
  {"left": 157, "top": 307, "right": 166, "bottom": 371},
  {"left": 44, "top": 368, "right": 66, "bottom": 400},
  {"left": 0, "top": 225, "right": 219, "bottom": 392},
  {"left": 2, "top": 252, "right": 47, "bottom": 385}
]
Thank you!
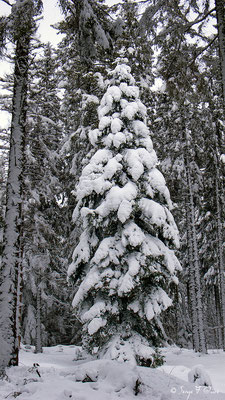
[{"left": 0, "top": 345, "right": 224, "bottom": 400}]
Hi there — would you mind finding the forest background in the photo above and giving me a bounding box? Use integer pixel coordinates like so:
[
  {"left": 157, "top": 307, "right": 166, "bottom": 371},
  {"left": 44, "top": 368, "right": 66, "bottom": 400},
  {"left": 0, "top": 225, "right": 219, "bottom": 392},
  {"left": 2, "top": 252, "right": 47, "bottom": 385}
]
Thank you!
[{"left": 0, "top": 0, "right": 224, "bottom": 372}]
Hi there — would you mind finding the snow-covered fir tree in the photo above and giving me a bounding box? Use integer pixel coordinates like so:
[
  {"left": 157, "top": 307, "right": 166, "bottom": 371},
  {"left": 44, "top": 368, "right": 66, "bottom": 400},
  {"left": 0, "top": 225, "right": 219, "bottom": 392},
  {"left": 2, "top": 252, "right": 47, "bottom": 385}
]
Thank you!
[
  {"left": 21, "top": 43, "right": 72, "bottom": 350},
  {"left": 0, "top": 0, "right": 43, "bottom": 370},
  {"left": 68, "top": 62, "right": 181, "bottom": 365}
]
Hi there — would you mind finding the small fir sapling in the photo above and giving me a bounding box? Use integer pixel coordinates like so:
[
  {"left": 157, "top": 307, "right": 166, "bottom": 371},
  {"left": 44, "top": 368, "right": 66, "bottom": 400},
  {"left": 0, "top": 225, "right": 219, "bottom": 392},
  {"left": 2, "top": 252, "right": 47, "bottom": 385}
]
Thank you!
[{"left": 68, "top": 62, "right": 181, "bottom": 366}]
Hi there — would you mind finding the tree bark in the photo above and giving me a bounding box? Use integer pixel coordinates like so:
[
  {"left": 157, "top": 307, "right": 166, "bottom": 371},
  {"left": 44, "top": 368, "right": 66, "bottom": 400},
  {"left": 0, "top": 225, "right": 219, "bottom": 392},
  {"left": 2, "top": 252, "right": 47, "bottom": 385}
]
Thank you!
[
  {"left": 183, "top": 123, "right": 207, "bottom": 354},
  {"left": 214, "top": 124, "right": 225, "bottom": 350},
  {"left": 186, "top": 202, "right": 200, "bottom": 351},
  {"left": 214, "top": 285, "right": 223, "bottom": 349},
  {"left": 215, "top": 0, "right": 225, "bottom": 108},
  {"left": 0, "top": 2, "right": 32, "bottom": 370},
  {"left": 35, "top": 285, "right": 43, "bottom": 354}
]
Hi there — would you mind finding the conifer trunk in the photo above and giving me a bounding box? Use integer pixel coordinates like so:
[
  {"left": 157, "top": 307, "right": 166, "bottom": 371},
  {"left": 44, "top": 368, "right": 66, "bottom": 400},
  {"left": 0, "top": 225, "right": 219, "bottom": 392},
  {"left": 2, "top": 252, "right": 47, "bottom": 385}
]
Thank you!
[
  {"left": 35, "top": 285, "right": 43, "bottom": 354},
  {"left": 215, "top": 0, "right": 225, "bottom": 107},
  {"left": 214, "top": 126, "right": 225, "bottom": 349},
  {"left": 186, "top": 204, "right": 199, "bottom": 351},
  {"left": 214, "top": 285, "right": 223, "bottom": 349},
  {"left": 184, "top": 125, "right": 207, "bottom": 353},
  {"left": 0, "top": 4, "right": 31, "bottom": 371}
]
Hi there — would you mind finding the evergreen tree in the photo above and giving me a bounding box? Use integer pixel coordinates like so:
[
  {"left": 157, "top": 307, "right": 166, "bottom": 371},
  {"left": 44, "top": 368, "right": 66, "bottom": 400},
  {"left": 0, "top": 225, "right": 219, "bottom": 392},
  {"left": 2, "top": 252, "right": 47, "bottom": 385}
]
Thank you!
[
  {"left": 0, "top": 0, "right": 42, "bottom": 370},
  {"left": 139, "top": 0, "right": 222, "bottom": 352},
  {"left": 68, "top": 62, "right": 181, "bottom": 364},
  {"left": 58, "top": 0, "right": 113, "bottom": 65},
  {"left": 57, "top": 2, "right": 110, "bottom": 265},
  {"left": 21, "top": 42, "right": 72, "bottom": 349}
]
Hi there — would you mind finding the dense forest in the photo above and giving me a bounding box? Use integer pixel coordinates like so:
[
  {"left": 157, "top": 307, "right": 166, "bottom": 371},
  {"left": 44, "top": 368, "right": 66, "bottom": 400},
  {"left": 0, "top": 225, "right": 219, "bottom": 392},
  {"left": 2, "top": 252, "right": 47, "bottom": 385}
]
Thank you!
[{"left": 0, "top": 0, "right": 224, "bottom": 373}]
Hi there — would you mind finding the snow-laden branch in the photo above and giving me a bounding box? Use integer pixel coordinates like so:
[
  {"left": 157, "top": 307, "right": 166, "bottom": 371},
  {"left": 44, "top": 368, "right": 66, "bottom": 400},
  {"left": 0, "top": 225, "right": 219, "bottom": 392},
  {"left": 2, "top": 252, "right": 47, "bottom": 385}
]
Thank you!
[
  {"left": 1, "top": 0, "right": 12, "bottom": 7},
  {"left": 184, "top": 7, "right": 216, "bottom": 32}
]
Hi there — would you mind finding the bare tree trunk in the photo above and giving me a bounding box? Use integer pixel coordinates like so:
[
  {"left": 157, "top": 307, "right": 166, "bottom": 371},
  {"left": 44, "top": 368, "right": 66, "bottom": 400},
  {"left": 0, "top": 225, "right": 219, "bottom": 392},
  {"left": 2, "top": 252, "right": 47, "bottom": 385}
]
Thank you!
[
  {"left": 35, "top": 285, "right": 43, "bottom": 354},
  {"left": 215, "top": 0, "right": 225, "bottom": 107}
]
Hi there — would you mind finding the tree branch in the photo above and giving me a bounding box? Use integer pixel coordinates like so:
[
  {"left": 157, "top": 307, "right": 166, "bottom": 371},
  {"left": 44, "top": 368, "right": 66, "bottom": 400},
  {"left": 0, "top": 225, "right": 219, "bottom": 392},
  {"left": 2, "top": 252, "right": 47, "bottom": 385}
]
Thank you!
[
  {"left": 188, "top": 34, "right": 218, "bottom": 66},
  {"left": 184, "top": 8, "right": 216, "bottom": 32},
  {"left": 1, "top": 0, "right": 12, "bottom": 6}
]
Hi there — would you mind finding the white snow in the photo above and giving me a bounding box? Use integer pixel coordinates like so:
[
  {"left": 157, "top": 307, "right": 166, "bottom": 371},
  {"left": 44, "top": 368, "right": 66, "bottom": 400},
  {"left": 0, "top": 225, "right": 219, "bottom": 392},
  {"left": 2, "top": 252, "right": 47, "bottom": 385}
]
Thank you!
[
  {"left": 132, "top": 120, "right": 150, "bottom": 137},
  {"left": 145, "top": 288, "right": 173, "bottom": 321},
  {"left": 110, "top": 117, "right": 123, "bottom": 133},
  {"left": 0, "top": 345, "right": 224, "bottom": 400},
  {"left": 122, "top": 101, "right": 139, "bottom": 120},
  {"left": 188, "top": 364, "right": 212, "bottom": 387},
  {"left": 112, "top": 131, "right": 126, "bottom": 147},
  {"left": 122, "top": 222, "right": 145, "bottom": 247},
  {"left": 91, "top": 237, "right": 124, "bottom": 269},
  {"left": 88, "top": 128, "right": 99, "bottom": 145},
  {"left": 117, "top": 199, "right": 133, "bottom": 223},
  {"left": 75, "top": 149, "right": 123, "bottom": 201},
  {"left": 125, "top": 148, "right": 158, "bottom": 181},
  {"left": 159, "top": 347, "right": 225, "bottom": 395},
  {"left": 88, "top": 317, "right": 106, "bottom": 335},
  {"left": 95, "top": 182, "right": 137, "bottom": 220},
  {"left": 142, "top": 234, "right": 181, "bottom": 274},
  {"left": 112, "top": 64, "right": 135, "bottom": 85},
  {"left": 107, "top": 86, "right": 122, "bottom": 102},
  {"left": 72, "top": 268, "right": 100, "bottom": 308},
  {"left": 67, "top": 230, "right": 98, "bottom": 278},
  {"left": 120, "top": 82, "right": 139, "bottom": 98},
  {"left": 118, "top": 272, "right": 135, "bottom": 295},
  {"left": 99, "top": 115, "right": 111, "bottom": 131},
  {"left": 139, "top": 198, "right": 180, "bottom": 247},
  {"left": 127, "top": 254, "right": 140, "bottom": 276},
  {"left": 146, "top": 167, "right": 173, "bottom": 208},
  {"left": 82, "top": 301, "right": 106, "bottom": 323}
]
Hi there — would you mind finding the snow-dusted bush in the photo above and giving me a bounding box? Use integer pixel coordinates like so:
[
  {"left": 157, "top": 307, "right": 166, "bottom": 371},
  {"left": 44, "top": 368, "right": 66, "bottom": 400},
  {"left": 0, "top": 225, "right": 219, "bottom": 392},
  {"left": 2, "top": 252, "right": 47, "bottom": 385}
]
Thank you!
[{"left": 68, "top": 63, "right": 181, "bottom": 364}]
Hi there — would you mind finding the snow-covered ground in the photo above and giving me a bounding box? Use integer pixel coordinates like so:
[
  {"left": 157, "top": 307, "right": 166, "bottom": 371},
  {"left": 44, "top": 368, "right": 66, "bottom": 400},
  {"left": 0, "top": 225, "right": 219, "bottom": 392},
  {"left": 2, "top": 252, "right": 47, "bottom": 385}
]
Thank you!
[{"left": 0, "top": 345, "right": 224, "bottom": 400}]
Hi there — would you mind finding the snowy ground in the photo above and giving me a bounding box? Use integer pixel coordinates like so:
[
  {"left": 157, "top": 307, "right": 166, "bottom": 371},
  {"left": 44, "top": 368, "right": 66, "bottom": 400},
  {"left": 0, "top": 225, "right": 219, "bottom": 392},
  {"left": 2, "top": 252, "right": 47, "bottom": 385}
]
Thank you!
[{"left": 0, "top": 344, "right": 224, "bottom": 400}]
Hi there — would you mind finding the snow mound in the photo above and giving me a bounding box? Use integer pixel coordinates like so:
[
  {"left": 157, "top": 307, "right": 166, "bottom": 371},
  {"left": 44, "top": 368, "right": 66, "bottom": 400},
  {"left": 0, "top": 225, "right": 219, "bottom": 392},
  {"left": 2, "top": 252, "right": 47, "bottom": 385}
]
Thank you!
[
  {"left": 0, "top": 346, "right": 224, "bottom": 400},
  {"left": 188, "top": 364, "right": 212, "bottom": 387},
  {"left": 72, "top": 359, "right": 140, "bottom": 395}
]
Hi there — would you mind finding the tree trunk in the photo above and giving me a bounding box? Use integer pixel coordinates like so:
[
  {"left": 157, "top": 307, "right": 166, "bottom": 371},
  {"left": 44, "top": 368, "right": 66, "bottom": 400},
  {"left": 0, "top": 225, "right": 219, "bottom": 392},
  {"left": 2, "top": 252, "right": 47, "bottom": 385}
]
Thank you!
[
  {"left": 16, "top": 256, "right": 24, "bottom": 352},
  {"left": 35, "top": 285, "right": 43, "bottom": 354},
  {"left": 214, "top": 285, "right": 223, "bottom": 349},
  {"left": 186, "top": 203, "right": 199, "bottom": 351},
  {"left": 184, "top": 125, "right": 207, "bottom": 353},
  {"left": 214, "top": 124, "right": 225, "bottom": 350},
  {"left": 215, "top": 0, "right": 225, "bottom": 107},
  {"left": 0, "top": 3, "right": 31, "bottom": 371}
]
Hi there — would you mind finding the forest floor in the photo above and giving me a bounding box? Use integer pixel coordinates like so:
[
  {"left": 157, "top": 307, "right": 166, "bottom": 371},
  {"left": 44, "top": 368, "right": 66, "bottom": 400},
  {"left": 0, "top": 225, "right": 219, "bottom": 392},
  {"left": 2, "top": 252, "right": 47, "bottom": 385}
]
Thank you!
[{"left": 0, "top": 344, "right": 224, "bottom": 400}]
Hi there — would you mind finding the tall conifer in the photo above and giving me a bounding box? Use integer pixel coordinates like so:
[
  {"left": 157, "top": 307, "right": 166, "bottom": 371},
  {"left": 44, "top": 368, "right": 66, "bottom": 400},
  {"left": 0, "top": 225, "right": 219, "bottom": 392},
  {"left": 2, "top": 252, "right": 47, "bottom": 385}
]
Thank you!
[{"left": 68, "top": 62, "right": 181, "bottom": 363}]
